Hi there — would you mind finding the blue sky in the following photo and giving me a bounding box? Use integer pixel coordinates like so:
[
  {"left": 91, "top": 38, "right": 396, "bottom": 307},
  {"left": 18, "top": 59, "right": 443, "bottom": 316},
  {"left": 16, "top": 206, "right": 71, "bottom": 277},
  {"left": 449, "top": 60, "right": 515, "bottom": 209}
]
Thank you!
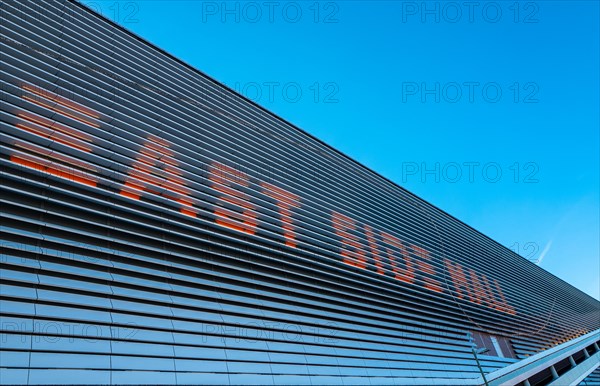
[{"left": 85, "top": 0, "right": 599, "bottom": 300}]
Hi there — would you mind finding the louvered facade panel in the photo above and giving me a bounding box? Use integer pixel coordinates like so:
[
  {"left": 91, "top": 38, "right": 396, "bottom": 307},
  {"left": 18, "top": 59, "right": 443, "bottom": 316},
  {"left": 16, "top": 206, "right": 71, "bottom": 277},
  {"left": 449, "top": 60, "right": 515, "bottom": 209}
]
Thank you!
[{"left": 1, "top": 1, "right": 599, "bottom": 385}]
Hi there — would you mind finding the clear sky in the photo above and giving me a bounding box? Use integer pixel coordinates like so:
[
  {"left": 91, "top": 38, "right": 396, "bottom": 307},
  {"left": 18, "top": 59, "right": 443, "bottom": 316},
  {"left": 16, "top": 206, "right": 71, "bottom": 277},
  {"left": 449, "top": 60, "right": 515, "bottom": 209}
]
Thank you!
[{"left": 84, "top": 0, "right": 599, "bottom": 300}]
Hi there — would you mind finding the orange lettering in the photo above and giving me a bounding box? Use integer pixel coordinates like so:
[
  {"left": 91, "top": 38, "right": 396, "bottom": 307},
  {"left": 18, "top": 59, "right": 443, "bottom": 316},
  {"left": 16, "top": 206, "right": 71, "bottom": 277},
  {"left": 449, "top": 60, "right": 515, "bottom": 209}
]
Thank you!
[
  {"left": 209, "top": 162, "right": 258, "bottom": 234},
  {"left": 11, "top": 155, "right": 96, "bottom": 187},
  {"left": 261, "top": 182, "right": 300, "bottom": 248},
  {"left": 11, "top": 85, "right": 100, "bottom": 187},
  {"left": 491, "top": 278, "right": 517, "bottom": 315},
  {"left": 365, "top": 225, "right": 384, "bottom": 275},
  {"left": 479, "top": 273, "right": 505, "bottom": 311},
  {"left": 444, "top": 259, "right": 470, "bottom": 300},
  {"left": 22, "top": 84, "right": 100, "bottom": 128},
  {"left": 468, "top": 269, "right": 486, "bottom": 305},
  {"left": 381, "top": 232, "right": 414, "bottom": 283},
  {"left": 332, "top": 212, "right": 366, "bottom": 269},
  {"left": 410, "top": 245, "right": 442, "bottom": 292},
  {"left": 120, "top": 136, "right": 196, "bottom": 217}
]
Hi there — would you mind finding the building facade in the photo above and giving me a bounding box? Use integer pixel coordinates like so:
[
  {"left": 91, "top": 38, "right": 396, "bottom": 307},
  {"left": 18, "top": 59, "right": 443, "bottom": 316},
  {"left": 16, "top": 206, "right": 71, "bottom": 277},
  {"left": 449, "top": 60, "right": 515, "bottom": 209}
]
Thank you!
[{"left": 1, "top": 0, "right": 599, "bottom": 384}]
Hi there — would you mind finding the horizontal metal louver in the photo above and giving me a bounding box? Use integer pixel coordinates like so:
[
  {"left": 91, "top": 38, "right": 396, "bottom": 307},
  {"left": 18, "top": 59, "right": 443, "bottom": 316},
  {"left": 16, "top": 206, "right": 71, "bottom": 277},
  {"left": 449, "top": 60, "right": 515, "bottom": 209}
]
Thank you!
[{"left": 1, "top": 0, "right": 598, "bottom": 384}]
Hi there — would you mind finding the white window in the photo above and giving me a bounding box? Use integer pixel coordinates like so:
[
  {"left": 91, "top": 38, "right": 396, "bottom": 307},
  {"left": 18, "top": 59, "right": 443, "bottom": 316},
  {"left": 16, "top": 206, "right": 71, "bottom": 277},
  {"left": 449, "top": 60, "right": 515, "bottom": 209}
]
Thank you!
[{"left": 490, "top": 336, "right": 505, "bottom": 358}]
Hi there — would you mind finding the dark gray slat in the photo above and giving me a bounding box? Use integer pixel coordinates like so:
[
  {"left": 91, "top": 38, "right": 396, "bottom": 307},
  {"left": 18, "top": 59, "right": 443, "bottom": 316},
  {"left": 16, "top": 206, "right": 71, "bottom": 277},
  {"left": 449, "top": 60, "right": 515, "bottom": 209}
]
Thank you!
[
  {"left": 0, "top": 43, "right": 466, "bottom": 281},
  {"left": 0, "top": 185, "right": 516, "bottom": 342},
  {"left": 3, "top": 0, "right": 596, "bottom": 358},
  {"left": 0, "top": 5, "right": 560, "bottom": 298},
  {"left": 2, "top": 285, "right": 470, "bottom": 363},
  {"left": 0, "top": 325, "right": 481, "bottom": 373},
  {"left": 0, "top": 328, "right": 473, "bottom": 370},
  {"left": 0, "top": 319, "right": 482, "bottom": 369},
  {"left": 0, "top": 176, "right": 572, "bottom": 354},
  {"left": 0, "top": 220, "right": 492, "bottom": 356},
  {"left": 0, "top": 120, "right": 576, "bottom": 334},
  {"left": 0, "top": 172, "right": 580, "bottom": 352},
  {"left": 3, "top": 184, "right": 556, "bottom": 352},
  {"left": 0, "top": 87, "right": 452, "bottom": 302},
  {"left": 0, "top": 260, "right": 548, "bottom": 364},
  {"left": 0, "top": 325, "right": 486, "bottom": 374},
  {"left": 0, "top": 173, "right": 516, "bottom": 340},
  {"left": 1, "top": 28, "right": 592, "bottom": 334},
  {"left": 2, "top": 249, "right": 469, "bottom": 351},
  {"left": 30, "top": 0, "right": 588, "bottom": 308},
  {"left": 0, "top": 246, "right": 474, "bottom": 357},
  {"left": 2, "top": 276, "right": 459, "bottom": 357},
  {"left": 0, "top": 241, "right": 474, "bottom": 350},
  {"left": 0, "top": 101, "right": 392, "bottom": 272},
  {"left": 32, "top": 0, "right": 564, "bottom": 298},
  {"left": 0, "top": 18, "right": 528, "bottom": 294},
  {"left": 0, "top": 45, "right": 592, "bottom": 344},
  {"left": 0, "top": 244, "right": 474, "bottom": 350},
  {"left": 9, "top": 0, "right": 596, "bottom": 302},
  {"left": 0, "top": 189, "right": 572, "bottom": 362}
]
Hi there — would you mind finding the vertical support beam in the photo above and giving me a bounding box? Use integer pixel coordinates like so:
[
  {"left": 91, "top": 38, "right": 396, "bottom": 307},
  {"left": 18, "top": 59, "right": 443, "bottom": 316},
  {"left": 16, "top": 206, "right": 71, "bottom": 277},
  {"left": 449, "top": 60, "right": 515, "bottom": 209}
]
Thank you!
[
  {"left": 569, "top": 355, "right": 576, "bottom": 368},
  {"left": 594, "top": 342, "right": 599, "bottom": 352},
  {"left": 550, "top": 365, "right": 559, "bottom": 380},
  {"left": 583, "top": 348, "right": 590, "bottom": 359},
  {"left": 523, "top": 380, "right": 531, "bottom": 386}
]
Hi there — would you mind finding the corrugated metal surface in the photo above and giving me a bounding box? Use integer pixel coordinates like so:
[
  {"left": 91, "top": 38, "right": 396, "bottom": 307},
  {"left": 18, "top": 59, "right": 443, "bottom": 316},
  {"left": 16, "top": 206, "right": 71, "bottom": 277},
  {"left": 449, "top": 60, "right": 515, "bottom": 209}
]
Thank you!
[{"left": 1, "top": 0, "right": 598, "bottom": 384}]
